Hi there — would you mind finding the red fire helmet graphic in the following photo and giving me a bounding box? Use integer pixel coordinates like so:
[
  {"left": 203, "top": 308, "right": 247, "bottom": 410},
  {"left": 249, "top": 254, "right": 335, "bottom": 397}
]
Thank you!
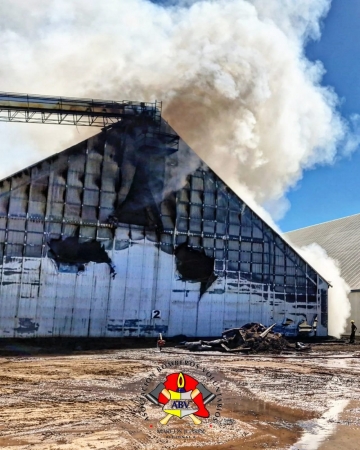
[{"left": 145, "top": 372, "right": 216, "bottom": 425}]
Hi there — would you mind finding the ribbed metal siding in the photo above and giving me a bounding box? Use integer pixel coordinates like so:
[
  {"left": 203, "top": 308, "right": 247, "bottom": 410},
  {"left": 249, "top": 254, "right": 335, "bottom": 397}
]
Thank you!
[{"left": 0, "top": 121, "right": 328, "bottom": 338}]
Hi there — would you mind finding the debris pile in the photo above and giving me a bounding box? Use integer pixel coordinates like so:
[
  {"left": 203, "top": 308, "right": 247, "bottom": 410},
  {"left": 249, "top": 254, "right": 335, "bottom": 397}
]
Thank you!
[{"left": 177, "top": 323, "right": 289, "bottom": 354}]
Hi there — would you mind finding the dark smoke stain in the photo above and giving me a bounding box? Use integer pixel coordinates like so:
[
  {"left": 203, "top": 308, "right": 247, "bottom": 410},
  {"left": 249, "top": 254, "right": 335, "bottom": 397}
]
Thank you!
[
  {"left": 124, "top": 319, "right": 141, "bottom": 327},
  {"left": 140, "top": 324, "right": 168, "bottom": 334},
  {"left": 48, "top": 237, "right": 116, "bottom": 277},
  {"left": 112, "top": 154, "right": 165, "bottom": 229},
  {"left": 154, "top": 325, "right": 168, "bottom": 333},
  {"left": 107, "top": 324, "right": 125, "bottom": 332},
  {"left": 107, "top": 124, "right": 178, "bottom": 231},
  {"left": 14, "top": 318, "right": 39, "bottom": 334},
  {"left": 161, "top": 193, "right": 176, "bottom": 229},
  {"left": 115, "top": 240, "right": 130, "bottom": 251},
  {"left": 3, "top": 269, "right": 20, "bottom": 276},
  {"left": 124, "top": 328, "right": 138, "bottom": 335},
  {"left": 174, "top": 243, "right": 217, "bottom": 296},
  {"left": 209, "top": 288, "right": 225, "bottom": 295},
  {"left": 107, "top": 322, "right": 168, "bottom": 334}
]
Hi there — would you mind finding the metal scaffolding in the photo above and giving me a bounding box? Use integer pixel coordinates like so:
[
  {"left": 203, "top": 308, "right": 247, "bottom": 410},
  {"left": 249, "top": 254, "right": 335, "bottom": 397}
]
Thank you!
[{"left": 0, "top": 92, "right": 162, "bottom": 127}]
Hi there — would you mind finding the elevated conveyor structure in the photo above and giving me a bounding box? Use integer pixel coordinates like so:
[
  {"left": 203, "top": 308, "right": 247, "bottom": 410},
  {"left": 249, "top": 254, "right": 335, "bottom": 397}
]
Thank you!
[{"left": 0, "top": 92, "right": 161, "bottom": 127}]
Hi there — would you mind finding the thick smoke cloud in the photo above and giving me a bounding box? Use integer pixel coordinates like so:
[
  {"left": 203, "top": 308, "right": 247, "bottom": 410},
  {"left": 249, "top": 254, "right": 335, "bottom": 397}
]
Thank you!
[
  {"left": 0, "top": 0, "right": 352, "bottom": 335},
  {"left": 297, "top": 243, "right": 351, "bottom": 338},
  {"left": 0, "top": 0, "right": 353, "bottom": 213},
  {"left": 0, "top": 1, "right": 345, "bottom": 188}
]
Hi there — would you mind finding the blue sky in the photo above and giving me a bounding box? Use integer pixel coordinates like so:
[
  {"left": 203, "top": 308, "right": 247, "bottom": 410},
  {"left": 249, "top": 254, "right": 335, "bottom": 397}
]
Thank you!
[{"left": 279, "top": 0, "right": 360, "bottom": 231}]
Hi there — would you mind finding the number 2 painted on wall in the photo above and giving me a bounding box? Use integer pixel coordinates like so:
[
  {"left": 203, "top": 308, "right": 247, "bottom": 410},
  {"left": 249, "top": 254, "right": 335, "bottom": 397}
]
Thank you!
[{"left": 152, "top": 310, "right": 161, "bottom": 319}]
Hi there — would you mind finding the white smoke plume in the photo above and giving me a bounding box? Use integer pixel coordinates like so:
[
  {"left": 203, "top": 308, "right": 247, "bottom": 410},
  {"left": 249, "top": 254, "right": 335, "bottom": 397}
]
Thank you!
[
  {"left": 286, "top": 241, "right": 351, "bottom": 338},
  {"left": 0, "top": 0, "right": 353, "bottom": 334}
]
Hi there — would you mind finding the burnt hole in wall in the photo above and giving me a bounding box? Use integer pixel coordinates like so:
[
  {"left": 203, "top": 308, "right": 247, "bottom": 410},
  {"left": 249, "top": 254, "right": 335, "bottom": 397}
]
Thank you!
[
  {"left": 104, "top": 129, "right": 127, "bottom": 196},
  {"left": 114, "top": 176, "right": 121, "bottom": 194},
  {"left": 14, "top": 318, "right": 39, "bottom": 334},
  {"left": 107, "top": 123, "right": 178, "bottom": 232},
  {"left": 112, "top": 156, "right": 164, "bottom": 230},
  {"left": 40, "top": 185, "right": 48, "bottom": 196},
  {"left": 200, "top": 272, "right": 218, "bottom": 297},
  {"left": 174, "top": 243, "right": 217, "bottom": 297},
  {"left": 60, "top": 168, "right": 68, "bottom": 180},
  {"left": 94, "top": 175, "right": 102, "bottom": 189},
  {"left": 106, "top": 126, "right": 129, "bottom": 167},
  {"left": 161, "top": 193, "right": 176, "bottom": 222},
  {"left": 48, "top": 236, "right": 116, "bottom": 277},
  {"left": 92, "top": 136, "right": 106, "bottom": 155}
]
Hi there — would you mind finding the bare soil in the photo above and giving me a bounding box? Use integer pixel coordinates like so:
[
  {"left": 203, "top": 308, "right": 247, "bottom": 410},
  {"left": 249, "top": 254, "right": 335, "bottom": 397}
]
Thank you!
[{"left": 0, "top": 340, "right": 359, "bottom": 449}]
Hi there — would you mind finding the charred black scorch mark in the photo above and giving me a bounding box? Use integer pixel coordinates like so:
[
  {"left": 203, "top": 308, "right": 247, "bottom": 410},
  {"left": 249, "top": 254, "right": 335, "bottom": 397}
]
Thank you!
[
  {"left": 174, "top": 244, "right": 217, "bottom": 297},
  {"left": 14, "top": 318, "right": 39, "bottom": 334},
  {"left": 106, "top": 125, "right": 178, "bottom": 230},
  {"left": 113, "top": 156, "right": 164, "bottom": 229},
  {"left": 48, "top": 237, "right": 116, "bottom": 277}
]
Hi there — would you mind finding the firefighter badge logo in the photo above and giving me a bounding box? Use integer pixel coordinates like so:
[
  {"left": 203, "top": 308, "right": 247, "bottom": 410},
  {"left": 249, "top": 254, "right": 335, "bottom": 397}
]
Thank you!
[{"left": 145, "top": 372, "right": 216, "bottom": 425}]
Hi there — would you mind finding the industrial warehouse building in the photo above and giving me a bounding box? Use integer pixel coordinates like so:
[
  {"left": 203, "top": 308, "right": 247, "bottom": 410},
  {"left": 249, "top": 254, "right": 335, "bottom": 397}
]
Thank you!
[
  {"left": 0, "top": 99, "right": 329, "bottom": 338},
  {"left": 287, "top": 214, "right": 360, "bottom": 335}
]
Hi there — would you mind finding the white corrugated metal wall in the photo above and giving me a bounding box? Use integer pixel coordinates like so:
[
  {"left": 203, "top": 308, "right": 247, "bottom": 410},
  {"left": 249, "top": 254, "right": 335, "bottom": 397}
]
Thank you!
[
  {"left": 0, "top": 120, "right": 328, "bottom": 338},
  {"left": 0, "top": 232, "right": 327, "bottom": 337}
]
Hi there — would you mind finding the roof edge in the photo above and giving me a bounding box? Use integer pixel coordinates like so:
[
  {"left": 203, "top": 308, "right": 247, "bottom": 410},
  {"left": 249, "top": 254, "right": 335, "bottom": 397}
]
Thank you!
[{"left": 286, "top": 212, "right": 360, "bottom": 234}]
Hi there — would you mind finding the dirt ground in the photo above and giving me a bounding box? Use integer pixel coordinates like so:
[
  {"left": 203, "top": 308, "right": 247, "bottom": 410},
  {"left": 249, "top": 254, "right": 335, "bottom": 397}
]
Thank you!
[{"left": 0, "top": 341, "right": 359, "bottom": 449}]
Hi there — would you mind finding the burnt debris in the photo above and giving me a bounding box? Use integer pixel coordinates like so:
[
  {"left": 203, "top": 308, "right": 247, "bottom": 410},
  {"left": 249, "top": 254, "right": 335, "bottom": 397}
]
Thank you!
[
  {"left": 174, "top": 243, "right": 217, "bottom": 296},
  {"left": 48, "top": 237, "right": 116, "bottom": 277},
  {"left": 177, "top": 323, "right": 289, "bottom": 354}
]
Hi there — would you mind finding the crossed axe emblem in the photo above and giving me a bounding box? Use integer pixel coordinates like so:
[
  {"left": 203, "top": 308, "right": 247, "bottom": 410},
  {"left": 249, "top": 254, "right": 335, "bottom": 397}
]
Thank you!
[{"left": 145, "top": 372, "right": 216, "bottom": 425}]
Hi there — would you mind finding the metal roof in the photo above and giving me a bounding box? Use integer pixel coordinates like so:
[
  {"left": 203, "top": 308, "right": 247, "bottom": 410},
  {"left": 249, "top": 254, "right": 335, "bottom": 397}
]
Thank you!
[{"left": 286, "top": 213, "right": 360, "bottom": 290}]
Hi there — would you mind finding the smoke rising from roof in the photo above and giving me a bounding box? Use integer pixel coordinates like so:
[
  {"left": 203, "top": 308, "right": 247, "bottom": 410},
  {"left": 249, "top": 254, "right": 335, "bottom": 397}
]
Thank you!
[
  {"left": 0, "top": 0, "right": 352, "bottom": 335},
  {"left": 0, "top": 0, "right": 350, "bottom": 205}
]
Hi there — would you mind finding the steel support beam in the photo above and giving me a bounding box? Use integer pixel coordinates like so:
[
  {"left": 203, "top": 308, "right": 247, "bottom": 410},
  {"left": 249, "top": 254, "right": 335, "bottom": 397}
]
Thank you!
[{"left": 0, "top": 91, "right": 161, "bottom": 127}]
